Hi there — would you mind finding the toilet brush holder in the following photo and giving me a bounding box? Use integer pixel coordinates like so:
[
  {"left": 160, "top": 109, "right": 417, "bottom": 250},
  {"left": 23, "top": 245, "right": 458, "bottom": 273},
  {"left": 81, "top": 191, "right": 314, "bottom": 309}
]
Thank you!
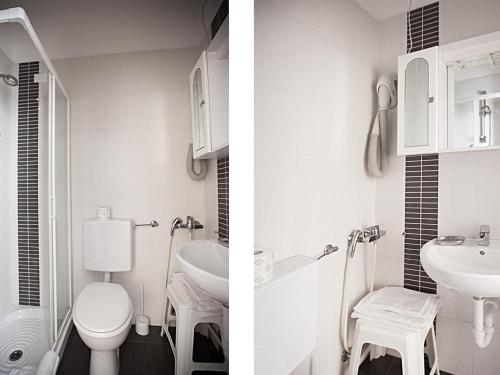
[
  {"left": 135, "top": 315, "right": 149, "bottom": 336},
  {"left": 135, "top": 283, "right": 149, "bottom": 336}
]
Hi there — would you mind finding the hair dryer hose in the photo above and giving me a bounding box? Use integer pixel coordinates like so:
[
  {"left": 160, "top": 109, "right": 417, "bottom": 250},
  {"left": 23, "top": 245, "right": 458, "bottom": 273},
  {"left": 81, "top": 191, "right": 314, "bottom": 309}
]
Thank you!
[{"left": 367, "top": 108, "right": 388, "bottom": 178}]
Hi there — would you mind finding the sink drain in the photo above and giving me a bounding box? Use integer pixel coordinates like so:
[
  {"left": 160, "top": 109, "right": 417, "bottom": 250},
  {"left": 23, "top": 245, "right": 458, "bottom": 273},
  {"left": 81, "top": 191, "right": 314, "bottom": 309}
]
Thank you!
[{"left": 9, "top": 350, "right": 23, "bottom": 362}]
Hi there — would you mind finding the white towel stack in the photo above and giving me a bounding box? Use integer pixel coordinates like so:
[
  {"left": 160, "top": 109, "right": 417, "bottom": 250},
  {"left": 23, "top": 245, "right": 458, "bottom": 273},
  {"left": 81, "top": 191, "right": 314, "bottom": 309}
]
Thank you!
[
  {"left": 170, "top": 273, "right": 222, "bottom": 317},
  {"left": 352, "top": 287, "right": 441, "bottom": 329}
]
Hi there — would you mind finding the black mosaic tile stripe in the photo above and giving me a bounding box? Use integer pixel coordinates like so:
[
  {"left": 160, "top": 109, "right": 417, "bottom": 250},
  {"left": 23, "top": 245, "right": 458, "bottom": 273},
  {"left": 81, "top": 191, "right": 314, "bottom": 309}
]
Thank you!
[
  {"left": 217, "top": 156, "right": 229, "bottom": 242},
  {"left": 407, "top": 1, "right": 439, "bottom": 53},
  {"left": 404, "top": 154, "right": 438, "bottom": 294},
  {"left": 403, "top": 2, "right": 440, "bottom": 295},
  {"left": 210, "top": 0, "right": 228, "bottom": 39},
  {"left": 18, "top": 61, "right": 40, "bottom": 306}
]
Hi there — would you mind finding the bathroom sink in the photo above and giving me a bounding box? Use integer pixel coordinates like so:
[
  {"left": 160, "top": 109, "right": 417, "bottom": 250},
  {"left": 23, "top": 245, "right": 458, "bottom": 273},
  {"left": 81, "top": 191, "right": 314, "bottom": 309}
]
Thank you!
[
  {"left": 421, "top": 238, "right": 500, "bottom": 297},
  {"left": 176, "top": 240, "right": 229, "bottom": 304}
]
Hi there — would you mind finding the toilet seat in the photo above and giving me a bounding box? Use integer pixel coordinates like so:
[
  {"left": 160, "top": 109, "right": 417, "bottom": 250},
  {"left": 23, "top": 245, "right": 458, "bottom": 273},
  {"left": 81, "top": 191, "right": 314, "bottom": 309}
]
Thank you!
[{"left": 74, "top": 282, "right": 132, "bottom": 337}]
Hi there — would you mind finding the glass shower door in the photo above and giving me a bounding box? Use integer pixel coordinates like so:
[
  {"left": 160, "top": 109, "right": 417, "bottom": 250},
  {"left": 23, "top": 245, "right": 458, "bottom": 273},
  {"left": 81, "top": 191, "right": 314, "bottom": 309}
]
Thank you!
[{"left": 49, "top": 74, "right": 71, "bottom": 338}]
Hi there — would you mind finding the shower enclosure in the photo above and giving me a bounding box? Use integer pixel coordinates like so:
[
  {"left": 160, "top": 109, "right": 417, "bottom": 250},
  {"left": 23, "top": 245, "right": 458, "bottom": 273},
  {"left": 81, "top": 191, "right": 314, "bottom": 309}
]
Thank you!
[{"left": 0, "top": 8, "right": 71, "bottom": 374}]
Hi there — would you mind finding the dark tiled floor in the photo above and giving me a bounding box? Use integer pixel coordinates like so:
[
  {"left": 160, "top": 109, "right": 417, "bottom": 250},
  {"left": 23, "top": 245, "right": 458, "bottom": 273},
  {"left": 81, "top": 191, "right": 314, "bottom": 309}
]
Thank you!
[
  {"left": 57, "top": 325, "right": 226, "bottom": 375},
  {"left": 359, "top": 355, "right": 452, "bottom": 375}
]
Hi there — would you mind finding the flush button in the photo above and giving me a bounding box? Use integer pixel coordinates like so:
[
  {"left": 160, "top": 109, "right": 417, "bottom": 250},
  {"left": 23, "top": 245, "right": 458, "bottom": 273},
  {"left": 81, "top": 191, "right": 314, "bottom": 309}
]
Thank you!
[{"left": 479, "top": 250, "right": 485, "bottom": 255}]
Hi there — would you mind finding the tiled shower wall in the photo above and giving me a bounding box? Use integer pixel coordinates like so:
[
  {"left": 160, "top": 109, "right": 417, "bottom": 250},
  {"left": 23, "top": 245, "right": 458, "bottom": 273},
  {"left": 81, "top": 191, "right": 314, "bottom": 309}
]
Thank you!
[
  {"left": 403, "top": 2, "right": 439, "bottom": 294},
  {"left": 217, "top": 156, "right": 229, "bottom": 241},
  {"left": 17, "top": 61, "right": 40, "bottom": 306}
]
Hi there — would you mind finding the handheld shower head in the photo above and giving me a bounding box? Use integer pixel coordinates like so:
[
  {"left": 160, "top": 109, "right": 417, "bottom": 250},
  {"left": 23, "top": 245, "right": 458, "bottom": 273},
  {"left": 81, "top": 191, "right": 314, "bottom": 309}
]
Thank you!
[{"left": 0, "top": 74, "right": 18, "bottom": 87}]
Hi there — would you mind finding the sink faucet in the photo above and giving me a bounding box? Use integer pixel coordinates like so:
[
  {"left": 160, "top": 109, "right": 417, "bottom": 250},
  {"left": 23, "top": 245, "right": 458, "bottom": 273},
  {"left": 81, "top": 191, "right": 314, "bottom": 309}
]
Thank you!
[{"left": 477, "top": 225, "right": 490, "bottom": 246}]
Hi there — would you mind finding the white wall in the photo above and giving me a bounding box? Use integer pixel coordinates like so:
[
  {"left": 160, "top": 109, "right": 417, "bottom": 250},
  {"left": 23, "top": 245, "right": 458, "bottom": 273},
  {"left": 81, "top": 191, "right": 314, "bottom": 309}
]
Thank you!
[
  {"left": 435, "top": 2, "right": 500, "bottom": 373},
  {"left": 373, "top": 1, "right": 500, "bottom": 373},
  {"left": 373, "top": 13, "right": 407, "bottom": 290},
  {"left": 255, "top": 0, "right": 381, "bottom": 372},
  {"left": 0, "top": 48, "right": 17, "bottom": 316},
  {"left": 54, "top": 48, "right": 211, "bottom": 325},
  {"left": 437, "top": 149, "right": 500, "bottom": 375}
]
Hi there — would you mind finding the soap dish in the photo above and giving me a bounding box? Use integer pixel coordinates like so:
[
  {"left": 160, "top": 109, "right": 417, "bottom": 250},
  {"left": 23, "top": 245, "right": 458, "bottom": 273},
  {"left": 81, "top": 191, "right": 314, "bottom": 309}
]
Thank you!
[{"left": 435, "top": 236, "right": 465, "bottom": 246}]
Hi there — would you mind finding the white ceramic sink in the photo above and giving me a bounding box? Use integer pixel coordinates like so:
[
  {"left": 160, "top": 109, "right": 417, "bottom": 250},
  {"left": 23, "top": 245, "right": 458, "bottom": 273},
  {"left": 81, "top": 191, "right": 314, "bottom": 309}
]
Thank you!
[
  {"left": 176, "top": 239, "right": 229, "bottom": 304},
  {"left": 421, "top": 238, "right": 500, "bottom": 297}
]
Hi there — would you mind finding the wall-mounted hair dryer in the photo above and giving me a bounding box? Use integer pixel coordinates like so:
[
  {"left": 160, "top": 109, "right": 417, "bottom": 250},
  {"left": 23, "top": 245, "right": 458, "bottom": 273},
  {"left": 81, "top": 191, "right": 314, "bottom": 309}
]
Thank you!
[{"left": 367, "top": 75, "right": 397, "bottom": 178}]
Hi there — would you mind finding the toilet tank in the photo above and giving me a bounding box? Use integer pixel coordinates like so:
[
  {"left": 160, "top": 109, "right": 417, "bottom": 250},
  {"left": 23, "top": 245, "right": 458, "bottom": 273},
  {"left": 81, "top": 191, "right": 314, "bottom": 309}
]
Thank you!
[
  {"left": 83, "top": 219, "right": 133, "bottom": 272},
  {"left": 254, "top": 255, "right": 319, "bottom": 375}
]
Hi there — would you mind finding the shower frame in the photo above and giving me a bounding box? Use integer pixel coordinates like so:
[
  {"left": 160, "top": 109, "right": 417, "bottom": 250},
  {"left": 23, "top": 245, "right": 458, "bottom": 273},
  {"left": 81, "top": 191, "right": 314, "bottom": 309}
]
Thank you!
[{"left": 0, "top": 7, "right": 73, "bottom": 355}]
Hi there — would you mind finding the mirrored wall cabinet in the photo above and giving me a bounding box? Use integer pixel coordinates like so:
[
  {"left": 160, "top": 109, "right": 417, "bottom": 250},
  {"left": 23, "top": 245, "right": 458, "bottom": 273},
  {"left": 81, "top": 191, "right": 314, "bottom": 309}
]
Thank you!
[
  {"left": 397, "top": 46, "right": 439, "bottom": 155},
  {"left": 397, "top": 31, "right": 500, "bottom": 155},
  {"left": 189, "top": 16, "right": 228, "bottom": 159}
]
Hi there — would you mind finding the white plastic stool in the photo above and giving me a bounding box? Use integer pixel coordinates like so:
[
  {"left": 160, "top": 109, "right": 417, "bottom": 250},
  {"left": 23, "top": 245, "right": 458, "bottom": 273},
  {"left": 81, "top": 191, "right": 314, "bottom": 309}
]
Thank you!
[
  {"left": 347, "top": 318, "right": 440, "bottom": 375},
  {"left": 160, "top": 282, "right": 228, "bottom": 375}
]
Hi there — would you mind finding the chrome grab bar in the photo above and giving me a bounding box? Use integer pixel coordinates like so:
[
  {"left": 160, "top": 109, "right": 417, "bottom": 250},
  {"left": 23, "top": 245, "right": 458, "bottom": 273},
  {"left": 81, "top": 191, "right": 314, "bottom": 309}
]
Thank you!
[{"left": 133, "top": 220, "right": 159, "bottom": 228}]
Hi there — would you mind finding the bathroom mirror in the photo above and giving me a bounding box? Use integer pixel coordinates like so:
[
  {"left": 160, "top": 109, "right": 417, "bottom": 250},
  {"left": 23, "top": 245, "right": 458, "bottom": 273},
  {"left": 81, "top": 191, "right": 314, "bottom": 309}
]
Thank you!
[
  {"left": 447, "top": 53, "right": 500, "bottom": 150},
  {"left": 404, "top": 58, "right": 430, "bottom": 147},
  {"left": 191, "top": 67, "right": 206, "bottom": 151}
]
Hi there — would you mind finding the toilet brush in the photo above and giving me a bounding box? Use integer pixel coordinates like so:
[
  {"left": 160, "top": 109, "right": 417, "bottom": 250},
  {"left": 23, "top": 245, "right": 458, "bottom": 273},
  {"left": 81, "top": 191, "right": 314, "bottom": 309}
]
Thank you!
[{"left": 135, "top": 283, "right": 149, "bottom": 336}]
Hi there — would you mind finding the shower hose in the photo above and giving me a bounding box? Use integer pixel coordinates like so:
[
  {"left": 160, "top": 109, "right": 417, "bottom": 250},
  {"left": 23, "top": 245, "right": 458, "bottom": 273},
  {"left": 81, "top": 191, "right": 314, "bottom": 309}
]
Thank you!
[{"left": 340, "top": 237, "right": 378, "bottom": 360}]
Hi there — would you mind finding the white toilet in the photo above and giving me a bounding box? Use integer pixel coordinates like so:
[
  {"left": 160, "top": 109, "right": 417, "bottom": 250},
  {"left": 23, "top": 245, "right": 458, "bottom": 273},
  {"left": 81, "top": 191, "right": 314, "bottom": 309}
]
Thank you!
[{"left": 73, "top": 219, "right": 134, "bottom": 375}]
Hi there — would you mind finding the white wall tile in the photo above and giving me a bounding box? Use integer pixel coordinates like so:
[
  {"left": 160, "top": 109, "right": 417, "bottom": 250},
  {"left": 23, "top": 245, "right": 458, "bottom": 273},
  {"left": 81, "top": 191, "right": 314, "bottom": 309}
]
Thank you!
[
  {"left": 255, "top": 0, "right": 380, "bottom": 372},
  {"left": 71, "top": 167, "right": 106, "bottom": 206},
  {"left": 71, "top": 128, "right": 106, "bottom": 167},
  {"left": 105, "top": 127, "right": 129, "bottom": 166},
  {"left": 473, "top": 330, "right": 500, "bottom": 375},
  {"left": 437, "top": 316, "right": 474, "bottom": 375},
  {"left": 56, "top": 48, "right": 212, "bottom": 325}
]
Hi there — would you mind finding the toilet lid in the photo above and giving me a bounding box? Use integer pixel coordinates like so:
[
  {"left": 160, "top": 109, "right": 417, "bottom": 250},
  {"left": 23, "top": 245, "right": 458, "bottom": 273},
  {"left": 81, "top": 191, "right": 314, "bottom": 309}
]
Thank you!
[{"left": 74, "top": 282, "right": 132, "bottom": 333}]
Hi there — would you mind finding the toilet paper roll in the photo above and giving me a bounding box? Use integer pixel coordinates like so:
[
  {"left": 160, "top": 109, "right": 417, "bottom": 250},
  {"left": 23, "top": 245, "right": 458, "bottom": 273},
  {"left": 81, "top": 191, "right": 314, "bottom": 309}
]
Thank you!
[
  {"left": 96, "top": 206, "right": 111, "bottom": 221},
  {"left": 254, "top": 249, "right": 274, "bottom": 286}
]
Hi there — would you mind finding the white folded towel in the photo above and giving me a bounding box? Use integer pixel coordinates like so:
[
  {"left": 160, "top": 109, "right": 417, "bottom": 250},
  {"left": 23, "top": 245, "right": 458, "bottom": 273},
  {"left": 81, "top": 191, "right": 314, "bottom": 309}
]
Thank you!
[
  {"left": 35, "top": 350, "right": 59, "bottom": 375},
  {"left": 352, "top": 287, "right": 441, "bottom": 329},
  {"left": 170, "top": 273, "right": 222, "bottom": 316},
  {"left": 365, "top": 287, "right": 435, "bottom": 317}
]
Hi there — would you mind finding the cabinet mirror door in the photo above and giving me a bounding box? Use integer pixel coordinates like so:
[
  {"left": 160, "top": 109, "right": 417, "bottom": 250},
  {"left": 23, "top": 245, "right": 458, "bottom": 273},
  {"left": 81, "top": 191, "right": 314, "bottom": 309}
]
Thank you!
[
  {"left": 447, "top": 54, "right": 500, "bottom": 149},
  {"left": 192, "top": 67, "right": 206, "bottom": 151},
  {"left": 405, "top": 58, "right": 430, "bottom": 148}
]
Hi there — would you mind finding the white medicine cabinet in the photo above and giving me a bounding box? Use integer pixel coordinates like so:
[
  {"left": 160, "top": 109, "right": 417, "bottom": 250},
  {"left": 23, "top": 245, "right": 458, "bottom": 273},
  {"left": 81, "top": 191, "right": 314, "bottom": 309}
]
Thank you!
[
  {"left": 397, "top": 31, "right": 500, "bottom": 155},
  {"left": 189, "top": 17, "right": 228, "bottom": 159},
  {"left": 397, "top": 46, "right": 439, "bottom": 155}
]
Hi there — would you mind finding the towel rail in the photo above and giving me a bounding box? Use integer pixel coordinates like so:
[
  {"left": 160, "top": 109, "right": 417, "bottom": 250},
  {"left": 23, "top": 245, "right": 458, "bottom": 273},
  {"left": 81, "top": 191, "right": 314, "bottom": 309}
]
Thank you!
[{"left": 316, "top": 244, "right": 339, "bottom": 260}]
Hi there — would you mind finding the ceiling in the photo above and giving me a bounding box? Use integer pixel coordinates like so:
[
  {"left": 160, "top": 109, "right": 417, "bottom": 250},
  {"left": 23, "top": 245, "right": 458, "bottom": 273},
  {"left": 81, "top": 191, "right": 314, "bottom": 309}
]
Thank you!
[
  {"left": 353, "top": 0, "right": 437, "bottom": 20},
  {"left": 0, "top": 0, "right": 223, "bottom": 60}
]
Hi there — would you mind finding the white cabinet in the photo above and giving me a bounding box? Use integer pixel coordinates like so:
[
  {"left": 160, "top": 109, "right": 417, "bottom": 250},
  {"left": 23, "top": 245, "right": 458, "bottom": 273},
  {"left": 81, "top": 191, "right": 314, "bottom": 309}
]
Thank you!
[
  {"left": 189, "top": 19, "right": 228, "bottom": 159},
  {"left": 397, "top": 31, "right": 500, "bottom": 155},
  {"left": 397, "top": 46, "right": 440, "bottom": 155}
]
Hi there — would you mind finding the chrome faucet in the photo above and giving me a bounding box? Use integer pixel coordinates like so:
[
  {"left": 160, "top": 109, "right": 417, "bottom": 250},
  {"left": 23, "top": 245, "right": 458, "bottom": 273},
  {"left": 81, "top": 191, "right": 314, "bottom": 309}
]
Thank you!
[
  {"left": 170, "top": 217, "right": 183, "bottom": 237},
  {"left": 170, "top": 216, "right": 204, "bottom": 237},
  {"left": 477, "top": 225, "right": 490, "bottom": 246},
  {"left": 186, "top": 216, "right": 195, "bottom": 230},
  {"left": 347, "top": 225, "right": 386, "bottom": 258}
]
